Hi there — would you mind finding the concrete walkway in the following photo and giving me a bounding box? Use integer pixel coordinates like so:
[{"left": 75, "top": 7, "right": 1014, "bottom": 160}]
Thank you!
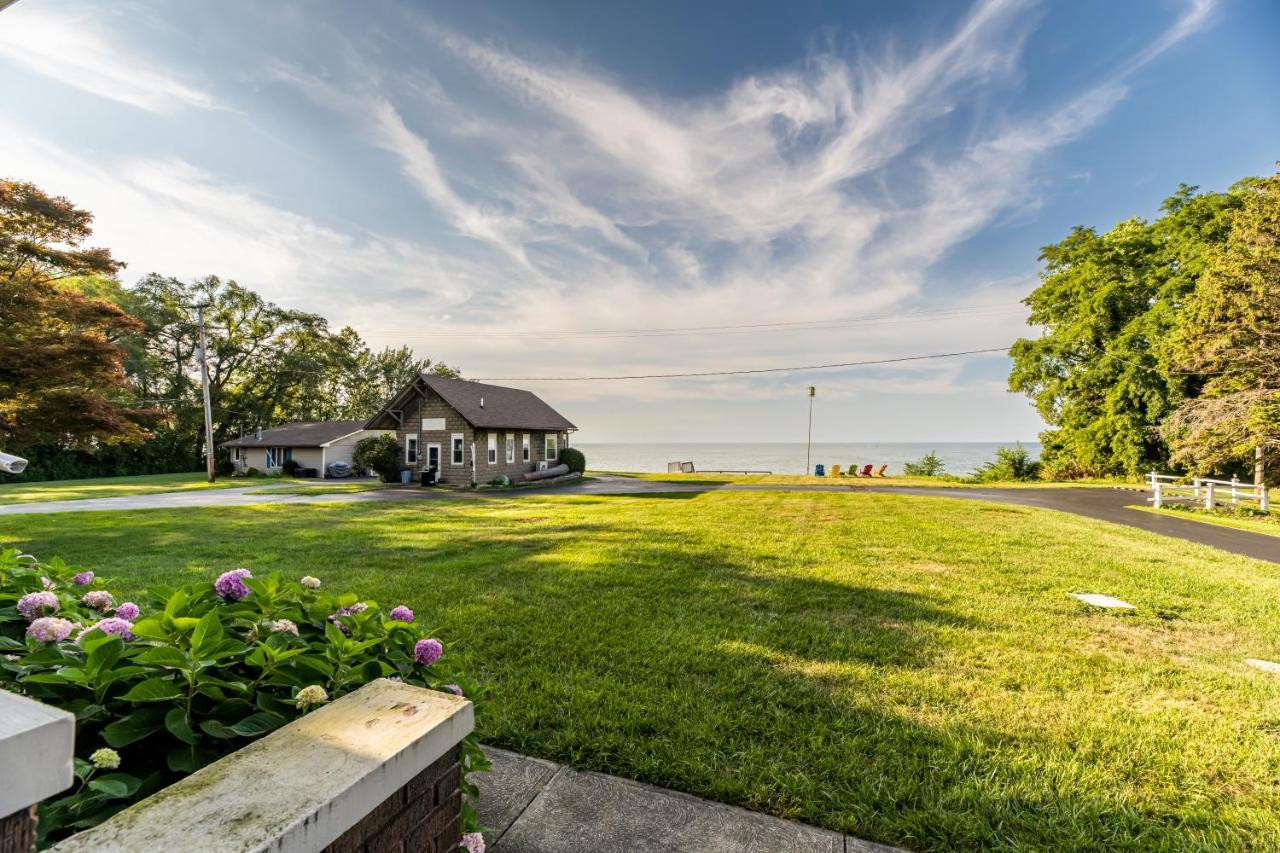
[
  {"left": 3, "top": 475, "right": 1276, "bottom": 564},
  {"left": 475, "top": 746, "right": 901, "bottom": 853}
]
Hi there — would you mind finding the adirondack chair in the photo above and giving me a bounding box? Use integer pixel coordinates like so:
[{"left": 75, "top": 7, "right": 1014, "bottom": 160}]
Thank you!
[
  {"left": 873, "top": 464, "right": 889, "bottom": 477},
  {"left": 856, "top": 464, "right": 874, "bottom": 477},
  {"left": 829, "top": 464, "right": 841, "bottom": 477}
]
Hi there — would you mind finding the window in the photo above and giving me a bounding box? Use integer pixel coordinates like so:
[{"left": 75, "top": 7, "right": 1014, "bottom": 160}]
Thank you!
[
  {"left": 406, "top": 436, "right": 418, "bottom": 464},
  {"left": 451, "top": 434, "right": 464, "bottom": 465},
  {"left": 266, "top": 446, "right": 289, "bottom": 468},
  {"left": 487, "top": 433, "right": 497, "bottom": 464},
  {"left": 506, "top": 433, "right": 515, "bottom": 464},
  {"left": 233, "top": 447, "right": 241, "bottom": 462},
  {"left": 545, "top": 434, "right": 558, "bottom": 461},
  {"left": 522, "top": 434, "right": 530, "bottom": 463}
]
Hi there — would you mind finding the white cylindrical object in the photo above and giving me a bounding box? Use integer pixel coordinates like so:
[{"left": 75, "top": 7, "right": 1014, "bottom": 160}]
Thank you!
[{"left": 0, "top": 451, "right": 28, "bottom": 474}]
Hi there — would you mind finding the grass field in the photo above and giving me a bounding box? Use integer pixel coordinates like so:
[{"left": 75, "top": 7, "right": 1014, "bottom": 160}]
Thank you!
[
  {"left": 0, "top": 472, "right": 339, "bottom": 504},
  {"left": 4, "top": 490, "right": 1279, "bottom": 851},
  {"left": 601, "top": 470, "right": 1128, "bottom": 488}
]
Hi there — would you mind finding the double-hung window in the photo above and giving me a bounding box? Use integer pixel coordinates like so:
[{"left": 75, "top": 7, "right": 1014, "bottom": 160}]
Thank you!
[
  {"left": 506, "top": 433, "right": 515, "bottom": 464},
  {"left": 451, "top": 434, "right": 464, "bottom": 465},
  {"left": 522, "top": 434, "right": 530, "bottom": 463},
  {"left": 545, "top": 434, "right": 558, "bottom": 461},
  {"left": 406, "top": 436, "right": 418, "bottom": 464},
  {"left": 487, "top": 433, "right": 497, "bottom": 464}
]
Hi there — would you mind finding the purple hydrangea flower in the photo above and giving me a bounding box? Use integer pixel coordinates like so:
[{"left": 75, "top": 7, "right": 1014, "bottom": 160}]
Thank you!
[
  {"left": 80, "top": 617, "right": 135, "bottom": 642},
  {"left": 26, "top": 616, "right": 75, "bottom": 643},
  {"left": 114, "top": 602, "right": 140, "bottom": 620},
  {"left": 389, "top": 605, "right": 414, "bottom": 623},
  {"left": 214, "top": 568, "right": 252, "bottom": 601},
  {"left": 442, "top": 684, "right": 463, "bottom": 697},
  {"left": 17, "top": 591, "right": 59, "bottom": 621},
  {"left": 73, "top": 571, "right": 95, "bottom": 586},
  {"left": 461, "top": 831, "right": 485, "bottom": 853},
  {"left": 414, "top": 638, "right": 443, "bottom": 666},
  {"left": 81, "top": 590, "right": 114, "bottom": 612},
  {"left": 41, "top": 576, "right": 54, "bottom": 589}
]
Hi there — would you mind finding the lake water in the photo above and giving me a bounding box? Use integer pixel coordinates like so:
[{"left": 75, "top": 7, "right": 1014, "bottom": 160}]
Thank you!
[{"left": 573, "top": 442, "right": 1041, "bottom": 477}]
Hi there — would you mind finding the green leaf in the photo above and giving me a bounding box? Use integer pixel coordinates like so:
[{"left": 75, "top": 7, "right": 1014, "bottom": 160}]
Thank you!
[
  {"left": 198, "top": 718, "right": 239, "bottom": 739},
  {"left": 229, "top": 712, "right": 285, "bottom": 738},
  {"left": 120, "top": 677, "right": 182, "bottom": 703},
  {"left": 129, "top": 618, "right": 168, "bottom": 641},
  {"left": 85, "top": 637, "right": 123, "bottom": 675},
  {"left": 189, "top": 609, "right": 223, "bottom": 657},
  {"left": 102, "top": 707, "right": 167, "bottom": 747},
  {"left": 166, "top": 746, "right": 217, "bottom": 774},
  {"left": 135, "top": 646, "right": 190, "bottom": 670},
  {"left": 164, "top": 708, "right": 200, "bottom": 745}
]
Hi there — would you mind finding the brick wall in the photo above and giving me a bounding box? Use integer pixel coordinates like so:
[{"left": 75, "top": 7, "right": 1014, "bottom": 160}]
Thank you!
[
  {"left": 323, "top": 745, "right": 462, "bottom": 853},
  {"left": 391, "top": 387, "right": 570, "bottom": 486},
  {"left": 0, "top": 807, "right": 37, "bottom": 853}
]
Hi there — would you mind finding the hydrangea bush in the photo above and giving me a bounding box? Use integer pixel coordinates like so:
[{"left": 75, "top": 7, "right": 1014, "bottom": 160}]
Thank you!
[{"left": 0, "top": 549, "right": 487, "bottom": 850}]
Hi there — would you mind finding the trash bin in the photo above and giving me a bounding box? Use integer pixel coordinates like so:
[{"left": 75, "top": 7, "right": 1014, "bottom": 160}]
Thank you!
[
  {"left": 814, "top": 463, "right": 825, "bottom": 477},
  {"left": 400, "top": 469, "right": 412, "bottom": 485},
  {"left": 420, "top": 468, "right": 436, "bottom": 487}
]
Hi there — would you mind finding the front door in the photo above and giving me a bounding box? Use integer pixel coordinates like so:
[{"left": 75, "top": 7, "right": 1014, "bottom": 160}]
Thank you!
[{"left": 426, "top": 444, "right": 441, "bottom": 474}]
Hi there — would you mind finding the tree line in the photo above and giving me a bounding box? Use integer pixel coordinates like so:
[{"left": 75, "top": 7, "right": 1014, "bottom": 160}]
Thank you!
[
  {"left": 1009, "top": 166, "right": 1280, "bottom": 483},
  {"left": 0, "top": 180, "right": 456, "bottom": 481}
]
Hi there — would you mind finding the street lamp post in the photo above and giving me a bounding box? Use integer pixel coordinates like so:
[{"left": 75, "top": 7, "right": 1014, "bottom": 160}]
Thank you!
[{"left": 805, "top": 386, "right": 816, "bottom": 476}]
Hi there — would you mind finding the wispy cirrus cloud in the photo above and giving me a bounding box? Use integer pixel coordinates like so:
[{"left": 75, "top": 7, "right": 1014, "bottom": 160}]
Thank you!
[{"left": 0, "top": 5, "right": 217, "bottom": 112}]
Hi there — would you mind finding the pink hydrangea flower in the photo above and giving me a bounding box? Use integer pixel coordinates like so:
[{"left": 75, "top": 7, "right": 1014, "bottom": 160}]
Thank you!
[
  {"left": 442, "top": 684, "right": 463, "bottom": 697},
  {"left": 461, "top": 832, "right": 485, "bottom": 853},
  {"left": 215, "top": 568, "right": 252, "bottom": 601},
  {"left": 73, "top": 571, "right": 94, "bottom": 586},
  {"left": 81, "top": 590, "right": 114, "bottom": 612},
  {"left": 41, "top": 576, "right": 54, "bottom": 589},
  {"left": 270, "top": 619, "right": 299, "bottom": 635},
  {"left": 414, "top": 638, "right": 443, "bottom": 666},
  {"left": 80, "top": 617, "right": 135, "bottom": 642},
  {"left": 389, "top": 605, "right": 414, "bottom": 623},
  {"left": 17, "top": 591, "right": 59, "bottom": 621},
  {"left": 27, "top": 617, "right": 75, "bottom": 643},
  {"left": 114, "top": 602, "right": 140, "bottom": 620}
]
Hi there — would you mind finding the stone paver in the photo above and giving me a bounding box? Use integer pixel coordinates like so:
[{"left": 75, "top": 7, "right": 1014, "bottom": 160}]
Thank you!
[
  {"left": 1070, "top": 593, "right": 1136, "bottom": 610},
  {"left": 475, "top": 746, "right": 904, "bottom": 853},
  {"left": 1245, "top": 658, "right": 1280, "bottom": 674}
]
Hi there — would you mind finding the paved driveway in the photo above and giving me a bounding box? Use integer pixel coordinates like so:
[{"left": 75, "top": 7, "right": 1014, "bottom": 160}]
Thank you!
[{"left": 2, "top": 476, "right": 1275, "bottom": 564}]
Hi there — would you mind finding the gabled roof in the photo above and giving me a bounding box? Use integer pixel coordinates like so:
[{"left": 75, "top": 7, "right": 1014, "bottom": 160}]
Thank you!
[
  {"left": 366, "top": 375, "right": 576, "bottom": 432},
  {"left": 220, "top": 420, "right": 374, "bottom": 449}
]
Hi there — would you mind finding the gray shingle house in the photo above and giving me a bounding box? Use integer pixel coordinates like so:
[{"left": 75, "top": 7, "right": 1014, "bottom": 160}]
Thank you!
[{"left": 364, "top": 375, "right": 576, "bottom": 485}]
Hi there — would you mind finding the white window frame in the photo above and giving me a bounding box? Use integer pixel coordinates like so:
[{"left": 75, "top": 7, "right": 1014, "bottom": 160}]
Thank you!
[
  {"left": 406, "top": 436, "right": 418, "bottom": 465},
  {"left": 545, "top": 434, "right": 558, "bottom": 461},
  {"left": 451, "top": 433, "right": 464, "bottom": 465},
  {"left": 233, "top": 447, "right": 241, "bottom": 461},
  {"left": 506, "top": 432, "right": 515, "bottom": 464},
  {"left": 522, "top": 433, "right": 530, "bottom": 463},
  {"left": 487, "top": 433, "right": 497, "bottom": 465}
]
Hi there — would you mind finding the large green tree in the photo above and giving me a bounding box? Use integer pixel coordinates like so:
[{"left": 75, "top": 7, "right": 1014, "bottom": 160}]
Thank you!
[
  {"left": 1009, "top": 184, "right": 1241, "bottom": 477},
  {"left": 1163, "top": 173, "right": 1280, "bottom": 484},
  {"left": 0, "top": 180, "right": 152, "bottom": 451}
]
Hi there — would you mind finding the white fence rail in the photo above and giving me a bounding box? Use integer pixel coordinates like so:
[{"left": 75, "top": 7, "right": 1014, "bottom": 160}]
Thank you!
[{"left": 1148, "top": 471, "right": 1270, "bottom": 511}]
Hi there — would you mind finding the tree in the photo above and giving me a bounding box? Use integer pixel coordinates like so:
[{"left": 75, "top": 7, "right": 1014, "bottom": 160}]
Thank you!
[
  {"left": 353, "top": 434, "right": 402, "bottom": 482},
  {"left": 1009, "top": 184, "right": 1241, "bottom": 477},
  {"left": 0, "top": 180, "right": 152, "bottom": 451},
  {"left": 903, "top": 451, "right": 945, "bottom": 477},
  {"left": 1163, "top": 172, "right": 1280, "bottom": 484}
]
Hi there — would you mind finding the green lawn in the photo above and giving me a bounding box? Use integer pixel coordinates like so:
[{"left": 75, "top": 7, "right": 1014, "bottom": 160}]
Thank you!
[
  {"left": 4, "top": 491, "right": 1279, "bottom": 851},
  {"left": 601, "top": 470, "right": 1128, "bottom": 488},
  {"left": 0, "top": 472, "right": 318, "bottom": 504}
]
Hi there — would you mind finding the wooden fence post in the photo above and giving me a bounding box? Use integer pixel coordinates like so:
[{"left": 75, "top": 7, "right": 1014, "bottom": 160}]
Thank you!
[
  {"left": 1205, "top": 482, "right": 1215, "bottom": 510},
  {"left": 1153, "top": 481, "right": 1163, "bottom": 509},
  {"left": 1262, "top": 486, "right": 1270, "bottom": 513}
]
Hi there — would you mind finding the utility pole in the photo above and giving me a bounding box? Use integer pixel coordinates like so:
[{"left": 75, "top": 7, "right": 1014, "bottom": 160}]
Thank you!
[
  {"left": 195, "top": 305, "right": 216, "bottom": 483},
  {"left": 805, "top": 385, "right": 816, "bottom": 476}
]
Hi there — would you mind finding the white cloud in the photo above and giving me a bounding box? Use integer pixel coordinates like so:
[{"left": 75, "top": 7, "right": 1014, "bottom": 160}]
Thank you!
[{"left": 0, "top": 4, "right": 217, "bottom": 112}]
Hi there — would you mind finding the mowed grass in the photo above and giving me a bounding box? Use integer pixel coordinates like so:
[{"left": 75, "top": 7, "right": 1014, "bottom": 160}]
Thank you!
[
  {"left": 0, "top": 472, "right": 324, "bottom": 504},
  {"left": 602, "top": 470, "right": 1128, "bottom": 488},
  {"left": 4, "top": 491, "right": 1280, "bottom": 851},
  {"left": 1134, "top": 505, "right": 1280, "bottom": 538}
]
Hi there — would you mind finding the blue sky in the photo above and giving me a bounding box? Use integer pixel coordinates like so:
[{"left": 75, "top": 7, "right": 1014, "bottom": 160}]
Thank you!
[{"left": 1, "top": 0, "right": 1276, "bottom": 442}]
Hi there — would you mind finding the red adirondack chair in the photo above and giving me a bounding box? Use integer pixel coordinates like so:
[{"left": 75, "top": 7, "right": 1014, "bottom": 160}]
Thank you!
[{"left": 857, "top": 464, "right": 874, "bottom": 477}]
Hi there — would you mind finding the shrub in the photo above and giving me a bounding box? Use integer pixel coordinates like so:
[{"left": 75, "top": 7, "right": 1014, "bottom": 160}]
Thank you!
[
  {"left": 0, "top": 549, "right": 485, "bottom": 847},
  {"left": 353, "top": 434, "right": 402, "bottom": 483},
  {"left": 244, "top": 466, "right": 261, "bottom": 478},
  {"left": 903, "top": 451, "right": 945, "bottom": 477},
  {"left": 559, "top": 447, "right": 586, "bottom": 475},
  {"left": 214, "top": 458, "right": 235, "bottom": 477},
  {"left": 281, "top": 457, "right": 300, "bottom": 475},
  {"left": 971, "top": 444, "right": 1043, "bottom": 482}
]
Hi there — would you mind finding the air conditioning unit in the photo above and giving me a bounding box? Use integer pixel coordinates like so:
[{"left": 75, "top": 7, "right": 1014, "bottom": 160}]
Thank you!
[{"left": 537, "top": 460, "right": 550, "bottom": 472}]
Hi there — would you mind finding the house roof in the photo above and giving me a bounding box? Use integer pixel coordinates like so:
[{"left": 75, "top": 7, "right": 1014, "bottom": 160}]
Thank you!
[
  {"left": 220, "top": 420, "right": 373, "bottom": 449},
  {"left": 366, "top": 375, "right": 577, "bottom": 432}
]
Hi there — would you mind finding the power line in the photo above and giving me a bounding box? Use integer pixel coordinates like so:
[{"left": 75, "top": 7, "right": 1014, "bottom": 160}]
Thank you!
[{"left": 474, "top": 346, "right": 1010, "bottom": 382}]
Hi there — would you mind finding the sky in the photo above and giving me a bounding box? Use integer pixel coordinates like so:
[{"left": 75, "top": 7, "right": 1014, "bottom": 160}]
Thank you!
[{"left": 1, "top": 0, "right": 1277, "bottom": 443}]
